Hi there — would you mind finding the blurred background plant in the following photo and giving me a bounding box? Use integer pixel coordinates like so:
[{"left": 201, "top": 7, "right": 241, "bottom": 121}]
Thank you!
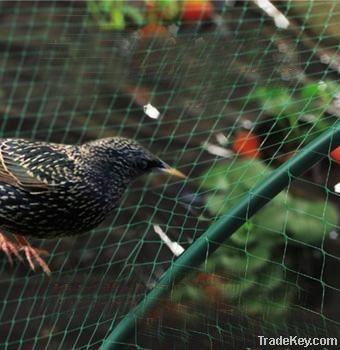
[
  {"left": 170, "top": 158, "right": 337, "bottom": 321},
  {"left": 165, "top": 76, "right": 340, "bottom": 323},
  {"left": 252, "top": 81, "right": 340, "bottom": 164},
  {"left": 87, "top": 0, "right": 145, "bottom": 30},
  {"left": 86, "top": 0, "right": 214, "bottom": 31}
]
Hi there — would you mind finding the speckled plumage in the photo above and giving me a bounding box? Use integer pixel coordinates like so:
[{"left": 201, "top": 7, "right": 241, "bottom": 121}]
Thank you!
[{"left": 0, "top": 137, "right": 178, "bottom": 239}]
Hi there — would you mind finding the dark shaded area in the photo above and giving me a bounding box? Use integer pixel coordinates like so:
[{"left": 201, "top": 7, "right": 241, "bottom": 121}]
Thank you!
[{"left": 0, "top": 1, "right": 339, "bottom": 349}]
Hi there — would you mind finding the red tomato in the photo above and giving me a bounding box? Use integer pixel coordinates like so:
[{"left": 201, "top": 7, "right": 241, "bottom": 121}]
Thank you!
[
  {"left": 181, "top": 0, "right": 214, "bottom": 21},
  {"left": 232, "top": 131, "right": 260, "bottom": 159},
  {"left": 330, "top": 146, "right": 340, "bottom": 163}
]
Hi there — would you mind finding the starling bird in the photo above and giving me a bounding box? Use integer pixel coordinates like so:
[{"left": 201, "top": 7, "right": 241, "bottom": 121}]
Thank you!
[{"left": 0, "top": 137, "right": 185, "bottom": 275}]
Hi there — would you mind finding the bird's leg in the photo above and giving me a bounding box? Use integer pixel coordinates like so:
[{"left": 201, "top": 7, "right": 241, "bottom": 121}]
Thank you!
[
  {"left": 14, "top": 235, "right": 51, "bottom": 276},
  {"left": 0, "top": 233, "right": 22, "bottom": 265}
]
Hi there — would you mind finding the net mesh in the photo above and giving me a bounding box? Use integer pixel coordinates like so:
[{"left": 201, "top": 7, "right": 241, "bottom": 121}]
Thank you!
[{"left": 0, "top": 1, "right": 339, "bottom": 349}]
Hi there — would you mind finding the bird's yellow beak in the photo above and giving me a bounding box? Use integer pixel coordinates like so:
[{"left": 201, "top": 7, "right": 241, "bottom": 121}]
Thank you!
[{"left": 161, "top": 167, "right": 187, "bottom": 179}]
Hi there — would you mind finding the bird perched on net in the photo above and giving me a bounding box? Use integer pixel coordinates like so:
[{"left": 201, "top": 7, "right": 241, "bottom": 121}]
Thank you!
[{"left": 0, "top": 137, "right": 185, "bottom": 275}]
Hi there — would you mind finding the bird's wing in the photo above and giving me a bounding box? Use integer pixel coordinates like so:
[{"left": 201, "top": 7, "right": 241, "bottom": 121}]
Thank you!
[{"left": 0, "top": 139, "right": 77, "bottom": 193}]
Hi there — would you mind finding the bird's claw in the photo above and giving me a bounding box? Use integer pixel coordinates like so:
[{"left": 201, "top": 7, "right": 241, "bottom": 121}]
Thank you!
[
  {"left": 0, "top": 234, "right": 22, "bottom": 265},
  {"left": 0, "top": 233, "right": 51, "bottom": 276},
  {"left": 20, "top": 245, "right": 51, "bottom": 276}
]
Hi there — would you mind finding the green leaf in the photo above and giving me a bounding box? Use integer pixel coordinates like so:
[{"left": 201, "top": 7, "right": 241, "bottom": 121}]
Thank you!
[
  {"left": 156, "top": 0, "right": 176, "bottom": 9},
  {"left": 122, "top": 6, "right": 145, "bottom": 26},
  {"left": 286, "top": 198, "right": 338, "bottom": 243},
  {"left": 301, "top": 83, "right": 321, "bottom": 99},
  {"left": 200, "top": 163, "right": 230, "bottom": 191},
  {"left": 200, "top": 159, "right": 272, "bottom": 197},
  {"left": 252, "top": 200, "right": 288, "bottom": 242},
  {"left": 210, "top": 243, "right": 273, "bottom": 274},
  {"left": 171, "top": 285, "right": 204, "bottom": 303},
  {"left": 154, "top": 0, "right": 180, "bottom": 19},
  {"left": 222, "top": 274, "right": 256, "bottom": 299},
  {"left": 110, "top": 8, "right": 125, "bottom": 30},
  {"left": 205, "top": 193, "right": 229, "bottom": 216},
  {"left": 230, "top": 223, "right": 259, "bottom": 246},
  {"left": 102, "top": 0, "right": 116, "bottom": 13},
  {"left": 253, "top": 87, "right": 302, "bottom": 116},
  {"left": 255, "top": 264, "right": 285, "bottom": 292},
  {"left": 240, "top": 293, "right": 291, "bottom": 319},
  {"left": 224, "top": 159, "right": 271, "bottom": 193},
  {"left": 203, "top": 159, "right": 289, "bottom": 244},
  {"left": 240, "top": 285, "right": 294, "bottom": 319}
]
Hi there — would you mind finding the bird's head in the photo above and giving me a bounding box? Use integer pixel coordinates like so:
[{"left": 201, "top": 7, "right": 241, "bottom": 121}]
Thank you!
[{"left": 85, "top": 137, "right": 186, "bottom": 181}]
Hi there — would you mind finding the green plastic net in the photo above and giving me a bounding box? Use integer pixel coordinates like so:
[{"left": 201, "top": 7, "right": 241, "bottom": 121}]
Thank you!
[{"left": 0, "top": 1, "right": 339, "bottom": 349}]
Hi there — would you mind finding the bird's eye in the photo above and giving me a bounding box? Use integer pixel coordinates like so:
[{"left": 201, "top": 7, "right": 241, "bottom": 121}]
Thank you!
[{"left": 139, "top": 159, "right": 149, "bottom": 170}]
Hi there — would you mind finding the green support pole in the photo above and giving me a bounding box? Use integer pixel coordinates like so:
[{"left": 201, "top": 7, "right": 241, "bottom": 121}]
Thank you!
[{"left": 100, "top": 122, "right": 340, "bottom": 349}]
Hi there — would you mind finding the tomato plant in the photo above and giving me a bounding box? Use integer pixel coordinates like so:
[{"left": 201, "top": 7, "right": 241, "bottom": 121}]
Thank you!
[{"left": 232, "top": 130, "right": 260, "bottom": 159}]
